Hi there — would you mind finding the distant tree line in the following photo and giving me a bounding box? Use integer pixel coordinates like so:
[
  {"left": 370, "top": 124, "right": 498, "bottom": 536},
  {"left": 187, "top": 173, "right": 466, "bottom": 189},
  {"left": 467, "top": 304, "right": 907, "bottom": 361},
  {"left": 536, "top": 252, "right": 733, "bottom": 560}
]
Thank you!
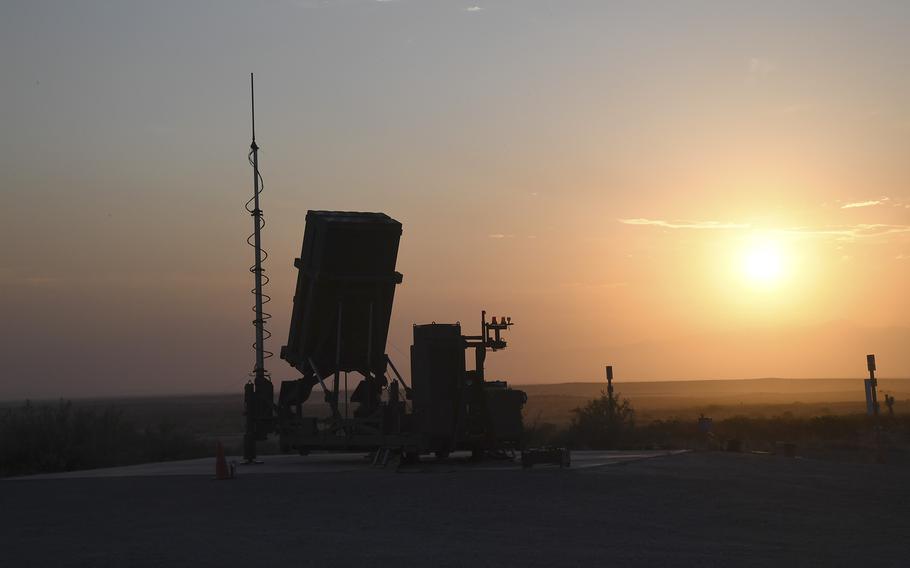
[
  {"left": 524, "top": 391, "right": 910, "bottom": 462},
  {"left": 0, "top": 400, "right": 207, "bottom": 477},
  {"left": 4, "top": 394, "right": 909, "bottom": 476}
]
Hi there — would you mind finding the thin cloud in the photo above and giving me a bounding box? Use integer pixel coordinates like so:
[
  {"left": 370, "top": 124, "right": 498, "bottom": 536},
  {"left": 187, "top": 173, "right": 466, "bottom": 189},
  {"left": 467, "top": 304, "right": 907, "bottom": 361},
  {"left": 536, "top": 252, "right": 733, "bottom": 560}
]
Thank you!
[
  {"left": 620, "top": 218, "right": 910, "bottom": 241},
  {"left": 780, "top": 104, "right": 811, "bottom": 115},
  {"left": 765, "top": 104, "right": 813, "bottom": 117},
  {"left": 23, "top": 275, "right": 63, "bottom": 286},
  {"left": 564, "top": 281, "right": 629, "bottom": 290},
  {"left": 619, "top": 218, "right": 750, "bottom": 230},
  {"left": 466, "top": 6, "right": 483, "bottom": 11},
  {"left": 841, "top": 197, "right": 889, "bottom": 209},
  {"left": 748, "top": 57, "right": 776, "bottom": 75},
  {"left": 488, "top": 233, "right": 513, "bottom": 239},
  {"left": 778, "top": 224, "right": 910, "bottom": 239}
]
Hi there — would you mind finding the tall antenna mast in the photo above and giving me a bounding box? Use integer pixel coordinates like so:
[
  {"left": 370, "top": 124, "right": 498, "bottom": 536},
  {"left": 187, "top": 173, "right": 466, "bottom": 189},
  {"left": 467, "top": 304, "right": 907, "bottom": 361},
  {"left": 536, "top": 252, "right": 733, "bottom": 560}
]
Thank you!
[
  {"left": 243, "top": 73, "right": 273, "bottom": 465},
  {"left": 249, "top": 72, "right": 269, "bottom": 382}
]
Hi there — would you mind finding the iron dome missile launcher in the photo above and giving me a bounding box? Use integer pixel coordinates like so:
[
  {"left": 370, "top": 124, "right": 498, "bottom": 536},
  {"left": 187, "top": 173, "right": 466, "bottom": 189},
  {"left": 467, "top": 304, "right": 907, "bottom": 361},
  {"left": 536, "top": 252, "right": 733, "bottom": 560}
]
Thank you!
[{"left": 243, "top": 211, "right": 526, "bottom": 462}]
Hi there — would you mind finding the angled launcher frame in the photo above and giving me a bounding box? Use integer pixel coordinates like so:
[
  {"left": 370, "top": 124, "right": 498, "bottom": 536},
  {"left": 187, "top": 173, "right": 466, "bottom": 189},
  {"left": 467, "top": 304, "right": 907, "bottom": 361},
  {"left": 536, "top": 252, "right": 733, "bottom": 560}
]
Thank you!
[{"left": 244, "top": 210, "right": 526, "bottom": 461}]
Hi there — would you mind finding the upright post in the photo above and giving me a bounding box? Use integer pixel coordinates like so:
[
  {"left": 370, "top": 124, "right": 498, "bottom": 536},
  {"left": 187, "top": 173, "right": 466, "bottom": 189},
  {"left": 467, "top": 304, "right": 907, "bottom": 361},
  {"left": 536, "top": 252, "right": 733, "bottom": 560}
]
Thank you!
[
  {"left": 867, "top": 354, "right": 885, "bottom": 463},
  {"left": 481, "top": 310, "right": 487, "bottom": 347},
  {"left": 606, "top": 365, "right": 615, "bottom": 419},
  {"left": 867, "top": 354, "right": 879, "bottom": 417}
]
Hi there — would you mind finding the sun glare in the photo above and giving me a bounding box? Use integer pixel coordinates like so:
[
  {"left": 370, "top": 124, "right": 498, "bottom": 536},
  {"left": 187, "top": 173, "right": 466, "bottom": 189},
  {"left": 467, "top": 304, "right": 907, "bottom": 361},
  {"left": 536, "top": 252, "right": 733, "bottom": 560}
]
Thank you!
[{"left": 741, "top": 240, "right": 783, "bottom": 285}]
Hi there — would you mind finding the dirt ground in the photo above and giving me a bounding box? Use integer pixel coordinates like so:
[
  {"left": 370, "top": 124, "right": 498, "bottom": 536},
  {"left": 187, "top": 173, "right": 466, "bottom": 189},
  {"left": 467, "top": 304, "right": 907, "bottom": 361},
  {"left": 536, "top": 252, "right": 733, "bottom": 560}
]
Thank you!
[{"left": 2, "top": 451, "right": 907, "bottom": 567}]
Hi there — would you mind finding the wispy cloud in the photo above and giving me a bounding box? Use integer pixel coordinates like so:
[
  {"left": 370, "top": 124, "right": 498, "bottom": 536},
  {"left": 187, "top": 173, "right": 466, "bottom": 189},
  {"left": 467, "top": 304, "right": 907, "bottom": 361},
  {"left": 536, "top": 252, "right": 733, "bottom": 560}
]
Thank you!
[
  {"left": 765, "top": 103, "right": 813, "bottom": 117},
  {"left": 619, "top": 218, "right": 750, "bottom": 230},
  {"left": 841, "top": 197, "right": 889, "bottom": 209},
  {"left": 781, "top": 224, "right": 910, "bottom": 239},
  {"left": 780, "top": 104, "right": 811, "bottom": 115},
  {"left": 748, "top": 57, "right": 776, "bottom": 76},
  {"left": 466, "top": 5, "right": 483, "bottom": 12},
  {"left": 22, "top": 275, "right": 63, "bottom": 286},
  {"left": 489, "top": 233, "right": 535, "bottom": 239},
  {"left": 564, "top": 280, "right": 629, "bottom": 290},
  {"left": 619, "top": 218, "right": 910, "bottom": 241}
]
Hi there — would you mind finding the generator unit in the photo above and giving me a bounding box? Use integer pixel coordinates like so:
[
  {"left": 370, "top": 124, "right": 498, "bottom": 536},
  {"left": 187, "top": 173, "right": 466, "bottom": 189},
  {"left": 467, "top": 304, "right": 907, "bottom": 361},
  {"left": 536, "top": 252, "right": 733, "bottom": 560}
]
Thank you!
[{"left": 243, "top": 211, "right": 526, "bottom": 462}]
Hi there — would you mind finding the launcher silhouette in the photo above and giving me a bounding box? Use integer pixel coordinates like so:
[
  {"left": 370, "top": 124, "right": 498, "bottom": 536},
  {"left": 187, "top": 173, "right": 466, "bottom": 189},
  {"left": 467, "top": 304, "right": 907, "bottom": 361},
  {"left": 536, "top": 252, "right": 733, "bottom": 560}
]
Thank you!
[{"left": 243, "top": 211, "right": 526, "bottom": 463}]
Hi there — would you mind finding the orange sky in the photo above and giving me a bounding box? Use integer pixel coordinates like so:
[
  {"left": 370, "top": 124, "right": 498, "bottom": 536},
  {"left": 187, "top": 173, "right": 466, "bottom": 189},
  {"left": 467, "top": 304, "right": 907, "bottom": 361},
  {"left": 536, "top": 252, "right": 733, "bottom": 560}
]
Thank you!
[{"left": 2, "top": 1, "right": 908, "bottom": 398}]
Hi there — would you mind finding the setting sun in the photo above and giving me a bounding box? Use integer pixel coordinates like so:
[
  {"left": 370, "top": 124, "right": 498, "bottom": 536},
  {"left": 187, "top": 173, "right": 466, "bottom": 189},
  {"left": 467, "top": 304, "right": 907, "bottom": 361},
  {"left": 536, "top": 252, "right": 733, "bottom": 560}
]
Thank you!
[{"left": 742, "top": 240, "right": 784, "bottom": 285}]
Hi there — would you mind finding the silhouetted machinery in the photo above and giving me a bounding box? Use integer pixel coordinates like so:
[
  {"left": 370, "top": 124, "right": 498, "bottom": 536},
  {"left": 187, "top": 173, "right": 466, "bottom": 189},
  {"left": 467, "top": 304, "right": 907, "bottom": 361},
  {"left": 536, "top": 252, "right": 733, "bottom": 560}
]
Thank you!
[{"left": 243, "top": 211, "right": 526, "bottom": 462}]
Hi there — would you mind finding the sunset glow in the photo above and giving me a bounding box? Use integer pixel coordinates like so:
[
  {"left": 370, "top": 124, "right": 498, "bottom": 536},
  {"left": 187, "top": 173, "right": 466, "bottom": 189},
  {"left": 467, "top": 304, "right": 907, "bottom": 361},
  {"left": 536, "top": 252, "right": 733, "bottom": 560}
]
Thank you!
[{"left": 2, "top": 1, "right": 909, "bottom": 399}]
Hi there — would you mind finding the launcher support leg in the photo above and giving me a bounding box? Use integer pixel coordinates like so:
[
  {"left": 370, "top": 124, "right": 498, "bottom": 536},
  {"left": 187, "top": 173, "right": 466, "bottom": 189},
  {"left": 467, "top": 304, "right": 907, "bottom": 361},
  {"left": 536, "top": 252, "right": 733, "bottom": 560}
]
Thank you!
[
  {"left": 334, "top": 301, "right": 343, "bottom": 405},
  {"left": 243, "top": 378, "right": 272, "bottom": 464},
  {"left": 308, "top": 358, "right": 340, "bottom": 420},
  {"left": 243, "top": 382, "right": 258, "bottom": 463}
]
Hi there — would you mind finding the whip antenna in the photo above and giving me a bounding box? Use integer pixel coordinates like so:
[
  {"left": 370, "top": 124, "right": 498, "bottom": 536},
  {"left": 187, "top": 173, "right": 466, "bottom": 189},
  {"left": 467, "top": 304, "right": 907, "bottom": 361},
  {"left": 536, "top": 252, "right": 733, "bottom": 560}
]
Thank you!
[
  {"left": 242, "top": 73, "right": 274, "bottom": 464},
  {"left": 247, "top": 72, "right": 272, "bottom": 382}
]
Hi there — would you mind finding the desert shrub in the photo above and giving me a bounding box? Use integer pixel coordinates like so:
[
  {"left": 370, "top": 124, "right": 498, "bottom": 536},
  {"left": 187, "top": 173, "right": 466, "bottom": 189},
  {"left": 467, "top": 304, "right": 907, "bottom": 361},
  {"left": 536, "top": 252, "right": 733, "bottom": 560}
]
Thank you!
[
  {"left": 0, "top": 400, "right": 207, "bottom": 477},
  {"left": 636, "top": 418, "right": 698, "bottom": 449},
  {"left": 709, "top": 413, "right": 877, "bottom": 446},
  {"left": 565, "top": 391, "right": 636, "bottom": 449},
  {"left": 522, "top": 410, "right": 561, "bottom": 447}
]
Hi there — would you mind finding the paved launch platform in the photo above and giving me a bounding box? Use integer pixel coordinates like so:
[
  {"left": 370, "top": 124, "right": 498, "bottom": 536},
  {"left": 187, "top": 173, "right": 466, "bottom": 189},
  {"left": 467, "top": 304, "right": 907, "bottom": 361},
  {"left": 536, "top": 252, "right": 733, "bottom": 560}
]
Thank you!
[
  {"left": 11, "top": 449, "right": 685, "bottom": 480},
  {"left": 3, "top": 451, "right": 907, "bottom": 567}
]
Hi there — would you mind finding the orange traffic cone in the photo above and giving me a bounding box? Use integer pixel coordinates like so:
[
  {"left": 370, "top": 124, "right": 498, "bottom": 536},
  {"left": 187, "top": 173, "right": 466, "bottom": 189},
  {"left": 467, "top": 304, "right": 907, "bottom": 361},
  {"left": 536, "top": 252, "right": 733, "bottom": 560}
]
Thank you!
[{"left": 214, "top": 441, "right": 232, "bottom": 480}]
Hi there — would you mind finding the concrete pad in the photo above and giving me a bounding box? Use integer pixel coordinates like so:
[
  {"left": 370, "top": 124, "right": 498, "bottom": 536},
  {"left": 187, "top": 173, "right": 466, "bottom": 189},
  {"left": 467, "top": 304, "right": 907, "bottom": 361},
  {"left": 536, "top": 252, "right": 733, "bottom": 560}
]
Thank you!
[
  {"left": 7, "top": 449, "right": 686, "bottom": 480},
  {"left": 4, "top": 452, "right": 906, "bottom": 566}
]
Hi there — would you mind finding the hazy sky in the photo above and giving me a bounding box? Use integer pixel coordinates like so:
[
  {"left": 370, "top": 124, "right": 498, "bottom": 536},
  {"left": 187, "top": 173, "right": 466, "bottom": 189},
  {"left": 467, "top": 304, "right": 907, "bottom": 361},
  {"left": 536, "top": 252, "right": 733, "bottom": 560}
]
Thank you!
[{"left": 2, "top": 0, "right": 909, "bottom": 398}]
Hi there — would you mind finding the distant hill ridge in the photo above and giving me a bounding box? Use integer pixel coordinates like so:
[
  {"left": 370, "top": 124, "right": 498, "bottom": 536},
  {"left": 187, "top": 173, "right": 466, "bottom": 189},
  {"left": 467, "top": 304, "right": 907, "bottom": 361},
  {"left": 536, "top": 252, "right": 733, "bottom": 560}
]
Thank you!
[
  {"left": 3, "top": 378, "right": 908, "bottom": 406},
  {"left": 515, "top": 378, "right": 910, "bottom": 399}
]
